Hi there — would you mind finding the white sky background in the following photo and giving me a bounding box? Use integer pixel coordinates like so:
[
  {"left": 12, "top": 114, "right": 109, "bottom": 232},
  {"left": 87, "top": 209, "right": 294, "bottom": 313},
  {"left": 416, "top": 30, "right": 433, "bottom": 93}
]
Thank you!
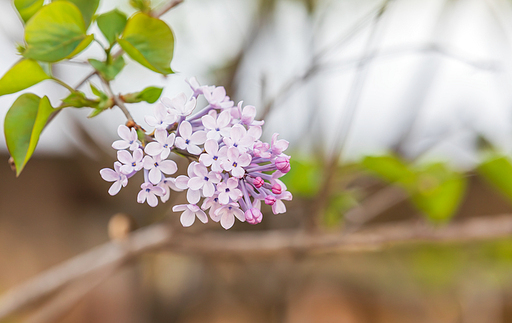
[{"left": 0, "top": 0, "right": 511, "bottom": 169}]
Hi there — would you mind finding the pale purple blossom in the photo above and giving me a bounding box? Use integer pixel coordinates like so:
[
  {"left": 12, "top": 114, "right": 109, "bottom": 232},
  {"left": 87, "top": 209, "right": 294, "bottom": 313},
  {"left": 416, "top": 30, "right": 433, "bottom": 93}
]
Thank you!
[
  {"left": 245, "top": 208, "right": 263, "bottom": 225},
  {"left": 223, "top": 124, "right": 256, "bottom": 152},
  {"left": 162, "top": 93, "right": 197, "bottom": 118},
  {"left": 143, "top": 155, "right": 178, "bottom": 185},
  {"left": 137, "top": 182, "right": 165, "bottom": 207},
  {"left": 271, "top": 133, "right": 289, "bottom": 155},
  {"left": 174, "top": 121, "right": 206, "bottom": 155},
  {"left": 118, "top": 148, "right": 144, "bottom": 174},
  {"left": 217, "top": 177, "right": 242, "bottom": 205},
  {"left": 145, "top": 103, "right": 176, "bottom": 129},
  {"left": 199, "top": 139, "right": 227, "bottom": 172},
  {"left": 144, "top": 129, "right": 175, "bottom": 159},
  {"left": 112, "top": 125, "right": 140, "bottom": 151},
  {"left": 201, "top": 110, "right": 232, "bottom": 140},
  {"left": 186, "top": 77, "right": 214, "bottom": 98},
  {"left": 187, "top": 163, "right": 221, "bottom": 197},
  {"left": 203, "top": 86, "right": 233, "bottom": 110},
  {"left": 100, "top": 161, "right": 128, "bottom": 195},
  {"left": 173, "top": 203, "right": 208, "bottom": 227},
  {"left": 215, "top": 203, "right": 245, "bottom": 229},
  {"left": 221, "top": 147, "right": 251, "bottom": 178}
]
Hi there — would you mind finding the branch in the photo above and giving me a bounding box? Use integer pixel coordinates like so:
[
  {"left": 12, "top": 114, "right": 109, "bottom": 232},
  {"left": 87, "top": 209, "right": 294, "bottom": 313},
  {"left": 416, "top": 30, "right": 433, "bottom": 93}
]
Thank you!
[{"left": 2, "top": 214, "right": 512, "bottom": 319}]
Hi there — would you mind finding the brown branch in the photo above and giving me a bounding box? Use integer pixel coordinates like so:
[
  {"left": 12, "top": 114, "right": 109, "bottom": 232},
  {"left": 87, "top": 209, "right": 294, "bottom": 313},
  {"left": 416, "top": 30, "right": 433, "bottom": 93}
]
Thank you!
[{"left": 2, "top": 215, "right": 512, "bottom": 319}]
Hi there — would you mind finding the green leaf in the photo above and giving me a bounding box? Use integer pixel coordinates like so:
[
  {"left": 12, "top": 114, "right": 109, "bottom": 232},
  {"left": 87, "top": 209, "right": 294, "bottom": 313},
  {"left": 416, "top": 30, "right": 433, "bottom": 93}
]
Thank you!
[
  {"left": 88, "top": 56, "right": 125, "bottom": 81},
  {"left": 0, "top": 59, "right": 50, "bottom": 96},
  {"left": 23, "top": 1, "right": 89, "bottom": 62},
  {"left": 96, "top": 9, "right": 127, "bottom": 45},
  {"left": 54, "top": 0, "right": 100, "bottom": 28},
  {"left": 66, "top": 34, "right": 94, "bottom": 59},
  {"left": 89, "top": 83, "right": 107, "bottom": 100},
  {"left": 411, "top": 164, "right": 466, "bottom": 223},
  {"left": 478, "top": 156, "right": 512, "bottom": 202},
  {"left": 14, "top": 0, "right": 44, "bottom": 23},
  {"left": 362, "top": 154, "right": 416, "bottom": 188},
  {"left": 122, "top": 86, "right": 163, "bottom": 104},
  {"left": 4, "top": 94, "right": 55, "bottom": 176},
  {"left": 118, "top": 13, "right": 174, "bottom": 75},
  {"left": 280, "top": 158, "right": 322, "bottom": 197},
  {"left": 62, "top": 91, "right": 98, "bottom": 108},
  {"left": 130, "top": 0, "right": 151, "bottom": 12}
]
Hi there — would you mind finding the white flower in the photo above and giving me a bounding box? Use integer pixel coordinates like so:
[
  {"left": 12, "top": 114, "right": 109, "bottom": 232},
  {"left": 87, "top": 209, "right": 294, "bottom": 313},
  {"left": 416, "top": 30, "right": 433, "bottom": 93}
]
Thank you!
[
  {"left": 173, "top": 204, "right": 208, "bottom": 227},
  {"left": 173, "top": 162, "right": 201, "bottom": 204},
  {"left": 144, "top": 129, "right": 175, "bottom": 159},
  {"left": 100, "top": 161, "right": 128, "bottom": 196},
  {"left": 187, "top": 163, "right": 221, "bottom": 197},
  {"left": 112, "top": 125, "right": 140, "bottom": 151},
  {"left": 199, "top": 139, "right": 227, "bottom": 172},
  {"left": 214, "top": 203, "right": 245, "bottom": 229},
  {"left": 174, "top": 121, "right": 206, "bottom": 155},
  {"left": 201, "top": 110, "right": 232, "bottom": 141},
  {"left": 216, "top": 177, "right": 242, "bottom": 204},
  {"left": 145, "top": 103, "right": 176, "bottom": 129},
  {"left": 118, "top": 148, "right": 144, "bottom": 174},
  {"left": 221, "top": 147, "right": 251, "bottom": 178},
  {"left": 162, "top": 93, "right": 197, "bottom": 118},
  {"left": 203, "top": 86, "right": 233, "bottom": 110},
  {"left": 223, "top": 124, "right": 257, "bottom": 152},
  {"left": 143, "top": 155, "right": 178, "bottom": 184},
  {"left": 137, "top": 182, "right": 165, "bottom": 207}
]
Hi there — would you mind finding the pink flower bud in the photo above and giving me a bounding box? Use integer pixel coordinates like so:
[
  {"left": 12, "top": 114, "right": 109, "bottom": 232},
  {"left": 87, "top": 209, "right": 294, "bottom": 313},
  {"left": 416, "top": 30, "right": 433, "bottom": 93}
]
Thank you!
[
  {"left": 275, "top": 156, "right": 291, "bottom": 173},
  {"left": 253, "top": 177, "right": 264, "bottom": 188},
  {"left": 245, "top": 208, "right": 262, "bottom": 225},
  {"left": 272, "top": 183, "right": 282, "bottom": 195},
  {"left": 265, "top": 195, "right": 276, "bottom": 205}
]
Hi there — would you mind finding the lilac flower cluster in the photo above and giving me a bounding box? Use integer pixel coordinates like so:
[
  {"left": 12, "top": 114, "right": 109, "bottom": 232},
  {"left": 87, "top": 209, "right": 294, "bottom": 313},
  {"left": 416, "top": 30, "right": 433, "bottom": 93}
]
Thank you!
[{"left": 100, "top": 78, "right": 292, "bottom": 229}]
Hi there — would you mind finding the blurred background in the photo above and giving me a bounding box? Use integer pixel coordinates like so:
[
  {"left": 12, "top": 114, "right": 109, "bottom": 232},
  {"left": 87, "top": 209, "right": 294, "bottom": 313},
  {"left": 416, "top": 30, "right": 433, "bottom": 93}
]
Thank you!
[{"left": 4, "top": 0, "right": 512, "bottom": 322}]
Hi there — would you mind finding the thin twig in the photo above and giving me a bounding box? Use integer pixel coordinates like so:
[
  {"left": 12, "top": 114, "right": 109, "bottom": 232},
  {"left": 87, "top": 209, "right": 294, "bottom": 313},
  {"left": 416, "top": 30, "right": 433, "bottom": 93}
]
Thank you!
[
  {"left": 2, "top": 215, "right": 512, "bottom": 319},
  {"left": 100, "top": 78, "right": 135, "bottom": 123},
  {"left": 152, "top": 0, "right": 184, "bottom": 17}
]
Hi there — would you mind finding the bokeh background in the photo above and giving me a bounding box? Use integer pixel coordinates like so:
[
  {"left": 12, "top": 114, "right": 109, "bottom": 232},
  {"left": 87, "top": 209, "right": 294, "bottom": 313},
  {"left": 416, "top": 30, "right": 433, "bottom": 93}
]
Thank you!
[{"left": 3, "top": 0, "right": 512, "bottom": 322}]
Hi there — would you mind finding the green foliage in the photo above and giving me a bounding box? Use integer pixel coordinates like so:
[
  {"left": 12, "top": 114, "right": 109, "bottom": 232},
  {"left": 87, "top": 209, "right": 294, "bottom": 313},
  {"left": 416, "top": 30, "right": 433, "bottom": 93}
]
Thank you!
[
  {"left": 0, "top": 59, "right": 50, "bottom": 96},
  {"left": 324, "top": 192, "right": 358, "bottom": 227},
  {"left": 280, "top": 158, "right": 322, "bottom": 197},
  {"left": 4, "top": 94, "right": 54, "bottom": 176},
  {"left": 14, "top": 0, "right": 44, "bottom": 23},
  {"left": 23, "top": 1, "right": 91, "bottom": 62},
  {"left": 54, "top": 0, "right": 100, "bottom": 28},
  {"left": 61, "top": 91, "right": 98, "bottom": 108},
  {"left": 130, "top": 0, "right": 152, "bottom": 12},
  {"left": 362, "top": 154, "right": 466, "bottom": 223},
  {"left": 411, "top": 163, "right": 466, "bottom": 223},
  {"left": 478, "top": 156, "right": 512, "bottom": 202},
  {"left": 89, "top": 57, "right": 126, "bottom": 81},
  {"left": 362, "top": 155, "right": 415, "bottom": 188},
  {"left": 96, "top": 9, "right": 127, "bottom": 45},
  {"left": 118, "top": 13, "right": 174, "bottom": 74},
  {"left": 88, "top": 84, "right": 114, "bottom": 118},
  {"left": 122, "top": 86, "right": 163, "bottom": 104}
]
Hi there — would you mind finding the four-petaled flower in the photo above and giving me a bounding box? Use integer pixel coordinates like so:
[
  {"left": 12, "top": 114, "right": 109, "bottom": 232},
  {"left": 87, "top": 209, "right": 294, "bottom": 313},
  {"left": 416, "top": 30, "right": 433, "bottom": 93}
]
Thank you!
[
  {"left": 112, "top": 125, "right": 140, "bottom": 151},
  {"left": 199, "top": 139, "right": 227, "bottom": 172},
  {"left": 201, "top": 110, "right": 232, "bottom": 141},
  {"left": 174, "top": 121, "right": 206, "bottom": 155},
  {"left": 118, "top": 148, "right": 144, "bottom": 174},
  {"left": 173, "top": 203, "right": 208, "bottom": 227},
  {"left": 221, "top": 147, "right": 251, "bottom": 178},
  {"left": 143, "top": 154, "right": 178, "bottom": 185},
  {"left": 100, "top": 161, "right": 128, "bottom": 196},
  {"left": 137, "top": 182, "right": 165, "bottom": 207},
  {"left": 144, "top": 128, "right": 176, "bottom": 159},
  {"left": 216, "top": 177, "right": 242, "bottom": 204},
  {"left": 162, "top": 92, "right": 197, "bottom": 118}
]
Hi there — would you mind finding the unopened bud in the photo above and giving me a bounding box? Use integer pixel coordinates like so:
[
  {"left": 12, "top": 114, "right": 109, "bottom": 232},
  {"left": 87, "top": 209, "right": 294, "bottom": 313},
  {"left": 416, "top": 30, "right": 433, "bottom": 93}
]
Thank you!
[
  {"left": 253, "top": 177, "right": 264, "bottom": 188},
  {"left": 275, "top": 156, "right": 290, "bottom": 173},
  {"left": 272, "top": 183, "right": 282, "bottom": 195},
  {"left": 245, "top": 208, "right": 262, "bottom": 224},
  {"left": 265, "top": 195, "right": 276, "bottom": 205}
]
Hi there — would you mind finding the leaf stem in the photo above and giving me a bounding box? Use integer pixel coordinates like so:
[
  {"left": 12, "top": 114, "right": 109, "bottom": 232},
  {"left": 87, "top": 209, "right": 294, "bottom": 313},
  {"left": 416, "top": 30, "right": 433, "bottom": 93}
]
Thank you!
[{"left": 51, "top": 78, "right": 75, "bottom": 93}]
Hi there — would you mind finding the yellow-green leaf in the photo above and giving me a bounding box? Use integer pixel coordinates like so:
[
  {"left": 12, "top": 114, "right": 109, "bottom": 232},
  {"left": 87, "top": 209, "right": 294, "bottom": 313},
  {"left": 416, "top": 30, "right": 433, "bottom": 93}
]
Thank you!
[
  {"left": 23, "top": 1, "right": 89, "bottom": 62},
  {"left": 478, "top": 156, "right": 512, "bottom": 202},
  {"left": 0, "top": 59, "right": 50, "bottom": 96},
  {"left": 14, "top": 0, "right": 44, "bottom": 23},
  {"left": 118, "top": 13, "right": 174, "bottom": 75},
  {"left": 96, "top": 9, "right": 127, "bottom": 45},
  {"left": 4, "top": 94, "right": 55, "bottom": 176},
  {"left": 54, "top": 0, "right": 99, "bottom": 28}
]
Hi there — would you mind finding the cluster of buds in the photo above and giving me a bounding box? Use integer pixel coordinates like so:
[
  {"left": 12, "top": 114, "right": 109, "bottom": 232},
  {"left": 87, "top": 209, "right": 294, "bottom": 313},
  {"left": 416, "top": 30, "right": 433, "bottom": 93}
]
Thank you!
[{"left": 100, "top": 78, "right": 292, "bottom": 229}]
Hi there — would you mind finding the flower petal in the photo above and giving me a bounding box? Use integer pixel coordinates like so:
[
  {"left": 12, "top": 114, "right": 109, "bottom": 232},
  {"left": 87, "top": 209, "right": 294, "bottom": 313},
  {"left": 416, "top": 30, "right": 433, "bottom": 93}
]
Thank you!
[
  {"left": 180, "top": 209, "right": 195, "bottom": 227},
  {"left": 108, "top": 181, "right": 122, "bottom": 196},
  {"left": 145, "top": 142, "right": 162, "bottom": 156},
  {"left": 179, "top": 121, "right": 192, "bottom": 138},
  {"left": 100, "top": 168, "right": 118, "bottom": 182},
  {"left": 159, "top": 160, "right": 178, "bottom": 175}
]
